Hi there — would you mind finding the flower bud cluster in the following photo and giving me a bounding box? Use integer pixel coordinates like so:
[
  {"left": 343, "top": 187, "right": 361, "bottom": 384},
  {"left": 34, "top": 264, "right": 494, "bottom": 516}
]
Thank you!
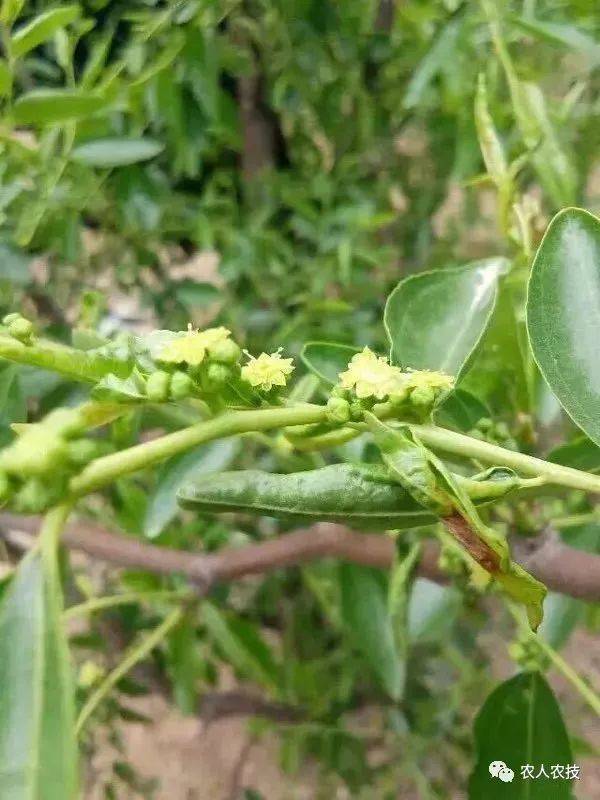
[
  {"left": 2, "top": 312, "right": 35, "bottom": 344},
  {"left": 467, "top": 417, "right": 519, "bottom": 451},
  {"left": 331, "top": 347, "right": 454, "bottom": 420},
  {"left": 0, "top": 409, "right": 110, "bottom": 513}
]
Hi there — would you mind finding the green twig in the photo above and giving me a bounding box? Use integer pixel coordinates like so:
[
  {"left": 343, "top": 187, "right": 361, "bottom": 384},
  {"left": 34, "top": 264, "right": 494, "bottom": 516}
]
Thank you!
[
  {"left": 63, "top": 589, "right": 190, "bottom": 622},
  {"left": 75, "top": 606, "right": 184, "bottom": 736},
  {"left": 70, "top": 404, "right": 328, "bottom": 496}
]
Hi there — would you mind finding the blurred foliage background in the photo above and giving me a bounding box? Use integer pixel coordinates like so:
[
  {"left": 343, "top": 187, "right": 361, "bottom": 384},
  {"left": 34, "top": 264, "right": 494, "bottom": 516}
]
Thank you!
[{"left": 1, "top": 0, "right": 599, "bottom": 797}]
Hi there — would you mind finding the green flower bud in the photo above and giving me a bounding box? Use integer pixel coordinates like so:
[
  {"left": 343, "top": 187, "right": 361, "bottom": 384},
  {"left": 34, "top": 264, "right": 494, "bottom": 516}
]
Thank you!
[
  {"left": 0, "top": 428, "right": 68, "bottom": 477},
  {"left": 389, "top": 386, "right": 409, "bottom": 408},
  {"left": 326, "top": 396, "right": 350, "bottom": 424},
  {"left": 330, "top": 385, "right": 349, "bottom": 399},
  {"left": 170, "top": 370, "right": 195, "bottom": 399},
  {"left": 12, "top": 478, "right": 54, "bottom": 514},
  {"left": 207, "top": 338, "right": 242, "bottom": 365},
  {"left": 476, "top": 417, "right": 493, "bottom": 433},
  {"left": 409, "top": 385, "right": 435, "bottom": 408},
  {"left": 8, "top": 316, "right": 34, "bottom": 344},
  {"left": 205, "top": 362, "right": 230, "bottom": 388},
  {"left": 146, "top": 370, "right": 171, "bottom": 402}
]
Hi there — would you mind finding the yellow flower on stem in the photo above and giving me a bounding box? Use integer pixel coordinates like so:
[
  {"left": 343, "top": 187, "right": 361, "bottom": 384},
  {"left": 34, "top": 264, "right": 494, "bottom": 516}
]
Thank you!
[
  {"left": 404, "top": 369, "right": 454, "bottom": 393},
  {"left": 241, "top": 349, "right": 295, "bottom": 391},
  {"left": 157, "top": 325, "right": 231, "bottom": 366},
  {"left": 338, "top": 347, "right": 406, "bottom": 400}
]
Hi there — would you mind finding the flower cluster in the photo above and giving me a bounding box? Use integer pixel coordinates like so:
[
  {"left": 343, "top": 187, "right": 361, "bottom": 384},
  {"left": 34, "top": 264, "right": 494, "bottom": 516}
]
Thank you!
[
  {"left": 241, "top": 349, "right": 295, "bottom": 391},
  {"left": 156, "top": 325, "right": 233, "bottom": 366},
  {"left": 337, "top": 347, "right": 454, "bottom": 407}
]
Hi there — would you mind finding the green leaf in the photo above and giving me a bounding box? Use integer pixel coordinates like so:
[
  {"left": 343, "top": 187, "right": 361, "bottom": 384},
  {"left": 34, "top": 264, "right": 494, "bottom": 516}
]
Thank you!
[
  {"left": 434, "top": 388, "right": 490, "bottom": 432},
  {"left": 13, "top": 89, "right": 108, "bottom": 124},
  {"left": 474, "top": 73, "right": 508, "bottom": 188},
  {"left": 384, "top": 259, "right": 507, "bottom": 376},
  {"left": 511, "top": 16, "right": 600, "bottom": 66},
  {"left": 11, "top": 5, "right": 81, "bottom": 57},
  {"left": 407, "top": 579, "right": 461, "bottom": 642},
  {"left": 91, "top": 372, "right": 145, "bottom": 403},
  {"left": 537, "top": 593, "right": 582, "bottom": 650},
  {"left": 527, "top": 208, "right": 600, "bottom": 446},
  {"left": 339, "top": 563, "right": 404, "bottom": 700},
  {"left": 0, "top": 551, "right": 78, "bottom": 799},
  {"left": 0, "top": 59, "right": 12, "bottom": 96},
  {"left": 469, "top": 672, "right": 573, "bottom": 798},
  {"left": 144, "top": 439, "right": 238, "bottom": 539},
  {"left": 71, "top": 138, "right": 164, "bottom": 168},
  {"left": 174, "top": 281, "right": 221, "bottom": 311},
  {"left": 547, "top": 437, "right": 600, "bottom": 473},
  {"left": 300, "top": 341, "right": 359, "bottom": 385},
  {"left": 0, "top": 241, "right": 31, "bottom": 284},
  {"left": 0, "top": 362, "right": 25, "bottom": 445},
  {"left": 202, "top": 602, "right": 280, "bottom": 691},
  {"left": 403, "top": 20, "right": 460, "bottom": 110}
]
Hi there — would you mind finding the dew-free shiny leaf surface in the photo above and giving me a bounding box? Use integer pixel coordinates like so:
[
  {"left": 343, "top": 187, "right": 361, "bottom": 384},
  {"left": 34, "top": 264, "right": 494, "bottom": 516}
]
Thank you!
[
  {"left": 384, "top": 259, "right": 506, "bottom": 375},
  {"left": 527, "top": 208, "right": 600, "bottom": 446},
  {"left": 469, "top": 672, "right": 572, "bottom": 798}
]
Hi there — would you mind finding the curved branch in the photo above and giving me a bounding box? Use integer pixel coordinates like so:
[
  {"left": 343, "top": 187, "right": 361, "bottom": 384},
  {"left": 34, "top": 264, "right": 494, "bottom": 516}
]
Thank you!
[{"left": 1, "top": 514, "right": 598, "bottom": 602}]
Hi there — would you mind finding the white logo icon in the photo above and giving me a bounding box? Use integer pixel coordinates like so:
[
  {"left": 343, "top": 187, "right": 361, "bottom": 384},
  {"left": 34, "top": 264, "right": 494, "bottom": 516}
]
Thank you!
[{"left": 489, "top": 761, "right": 515, "bottom": 782}]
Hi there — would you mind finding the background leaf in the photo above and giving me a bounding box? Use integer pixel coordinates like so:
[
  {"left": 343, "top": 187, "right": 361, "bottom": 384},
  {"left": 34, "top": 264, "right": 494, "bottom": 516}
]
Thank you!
[
  {"left": 384, "top": 259, "right": 506, "bottom": 376},
  {"left": 0, "top": 552, "right": 78, "bottom": 799},
  {"left": 11, "top": 5, "right": 81, "bottom": 57},
  {"left": 300, "top": 342, "right": 359, "bottom": 385},
  {"left": 469, "top": 672, "right": 573, "bottom": 798},
  {"left": 527, "top": 208, "right": 600, "bottom": 446},
  {"left": 144, "top": 439, "right": 238, "bottom": 538},
  {"left": 339, "top": 564, "right": 404, "bottom": 700},
  {"left": 13, "top": 89, "right": 108, "bottom": 124},
  {"left": 71, "top": 138, "right": 164, "bottom": 168}
]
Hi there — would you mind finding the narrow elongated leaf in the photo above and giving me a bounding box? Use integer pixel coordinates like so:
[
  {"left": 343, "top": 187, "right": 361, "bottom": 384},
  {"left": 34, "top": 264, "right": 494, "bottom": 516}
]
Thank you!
[
  {"left": 71, "top": 138, "right": 164, "bottom": 168},
  {"left": 527, "top": 208, "right": 600, "bottom": 446},
  {"left": 202, "top": 603, "right": 280, "bottom": 691},
  {"left": 13, "top": 89, "right": 108, "bottom": 124},
  {"left": 11, "top": 6, "right": 80, "bottom": 57},
  {"left": 339, "top": 564, "right": 403, "bottom": 700},
  {"left": 0, "top": 60, "right": 12, "bottom": 96},
  {"left": 407, "top": 579, "right": 460, "bottom": 642},
  {"left": 511, "top": 16, "right": 600, "bottom": 66},
  {"left": 145, "top": 439, "right": 238, "bottom": 538},
  {"left": 301, "top": 342, "right": 359, "bottom": 385},
  {"left": 0, "top": 551, "right": 78, "bottom": 799},
  {"left": 384, "top": 259, "right": 507, "bottom": 376},
  {"left": 469, "top": 672, "right": 573, "bottom": 798}
]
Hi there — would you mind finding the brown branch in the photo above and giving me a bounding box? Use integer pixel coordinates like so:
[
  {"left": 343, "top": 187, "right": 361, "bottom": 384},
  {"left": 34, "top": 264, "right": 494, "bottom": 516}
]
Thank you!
[{"left": 1, "top": 514, "right": 599, "bottom": 602}]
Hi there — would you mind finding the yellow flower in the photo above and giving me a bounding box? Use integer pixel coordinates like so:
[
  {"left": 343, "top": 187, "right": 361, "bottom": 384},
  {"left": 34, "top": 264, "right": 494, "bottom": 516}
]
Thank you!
[
  {"left": 157, "top": 326, "right": 231, "bottom": 366},
  {"left": 241, "top": 349, "right": 295, "bottom": 391},
  {"left": 405, "top": 369, "right": 454, "bottom": 393},
  {"left": 338, "top": 347, "right": 406, "bottom": 400}
]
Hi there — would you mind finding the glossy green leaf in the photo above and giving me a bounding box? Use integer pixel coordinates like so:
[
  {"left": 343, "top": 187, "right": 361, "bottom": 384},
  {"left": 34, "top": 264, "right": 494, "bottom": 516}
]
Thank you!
[
  {"left": 71, "top": 138, "right": 164, "bottom": 168},
  {"left": 469, "top": 672, "right": 573, "bottom": 798},
  {"left": 202, "top": 602, "right": 280, "bottom": 691},
  {"left": 145, "top": 439, "right": 238, "bottom": 538},
  {"left": 301, "top": 341, "right": 359, "bottom": 385},
  {"left": 339, "top": 564, "right": 403, "bottom": 700},
  {"left": 11, "top": 6, "right": 80, "bottom": 57},
  {"left": 91, "top": 372, "right": 145, "bottom": 403},
  {"left": 13, "top": 89, "right": 108, "bottom": 124},
  {"left": 384, "top": 259, "right": 507, "bottom": 376},
  {"left": 434, "top": 388, "right": 489, "bottom": 432},
  {"left": 0, "top": 551, "right": 78, "bottom": 799},
  {"left": 527, "top": 208, "right": 600, "bottom": 446}
]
